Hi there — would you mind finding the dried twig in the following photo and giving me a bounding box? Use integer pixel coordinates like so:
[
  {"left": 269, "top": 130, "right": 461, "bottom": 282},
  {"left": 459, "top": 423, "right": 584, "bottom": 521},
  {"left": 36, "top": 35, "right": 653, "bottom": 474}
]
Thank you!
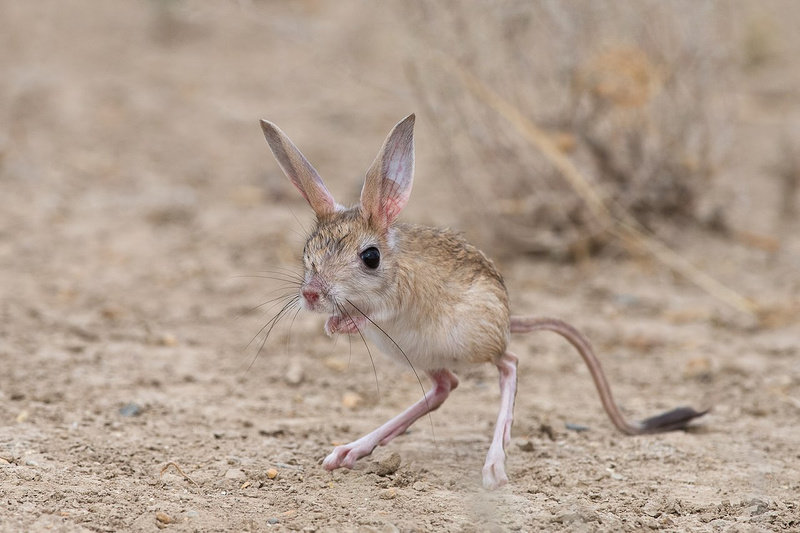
[{"left": 160, "top": 461, "right": 199, "bottom": 487}]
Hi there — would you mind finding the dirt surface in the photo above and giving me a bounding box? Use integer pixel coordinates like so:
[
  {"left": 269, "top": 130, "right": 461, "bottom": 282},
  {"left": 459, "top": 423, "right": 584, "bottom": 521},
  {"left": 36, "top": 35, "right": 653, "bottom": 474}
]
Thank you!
[{"left": 2, "top": 2, "right": 799, "bottom": 532}]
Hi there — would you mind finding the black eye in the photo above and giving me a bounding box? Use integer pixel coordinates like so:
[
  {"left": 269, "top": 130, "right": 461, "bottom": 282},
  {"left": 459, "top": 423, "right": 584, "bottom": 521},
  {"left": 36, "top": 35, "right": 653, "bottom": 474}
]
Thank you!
[{"left": 359, "top": 247, "right": 380, "bottom": 269}]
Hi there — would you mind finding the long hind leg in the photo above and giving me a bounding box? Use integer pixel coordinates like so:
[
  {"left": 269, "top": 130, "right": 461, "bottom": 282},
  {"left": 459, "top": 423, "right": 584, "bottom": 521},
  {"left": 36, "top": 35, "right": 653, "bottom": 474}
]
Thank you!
[
  {"left": 482, "top": 351, "right": 519, "bottom": 489},
  {"left": 322, "top": 369, "right": 459, "bottom": 470}
]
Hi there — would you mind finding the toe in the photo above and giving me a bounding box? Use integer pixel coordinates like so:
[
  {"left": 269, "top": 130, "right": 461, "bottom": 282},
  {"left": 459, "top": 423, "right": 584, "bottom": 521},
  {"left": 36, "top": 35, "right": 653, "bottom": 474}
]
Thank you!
[{"left": 482, "top": 463, "right": 508, "bottom": 490}]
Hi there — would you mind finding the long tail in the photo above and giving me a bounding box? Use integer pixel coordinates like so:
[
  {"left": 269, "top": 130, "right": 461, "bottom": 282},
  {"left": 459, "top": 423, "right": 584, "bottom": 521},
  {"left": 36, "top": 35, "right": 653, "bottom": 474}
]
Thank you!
[{"left": 510, "top": 316, "right": 708, "bottom": 435}]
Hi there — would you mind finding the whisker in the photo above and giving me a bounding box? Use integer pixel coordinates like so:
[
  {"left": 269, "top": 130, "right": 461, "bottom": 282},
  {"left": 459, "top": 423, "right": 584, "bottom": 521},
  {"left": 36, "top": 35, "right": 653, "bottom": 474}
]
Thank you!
[
  {"left": 243, "top": 293, "right": 300, "bottom": 349},
  {"left": 285, "top": 307, "right": 302, "bottom": 356},
  {"left": 232, "top": 274, "right": 303, "bottom": 284},
  {"left": 248, "top": 297, "right": 300, "bottom": 371},
  {"left": 256, "top": 267, "right": 305, "bottom": 281},
  {"left": 336, "top": 300, "right": 380, "bottom": 398},
  {"left": 344, "top": 298, "right": 434, "bottom": 440},
  {"left": 234, "top": 290, "right": 299, "bottom": 320}
]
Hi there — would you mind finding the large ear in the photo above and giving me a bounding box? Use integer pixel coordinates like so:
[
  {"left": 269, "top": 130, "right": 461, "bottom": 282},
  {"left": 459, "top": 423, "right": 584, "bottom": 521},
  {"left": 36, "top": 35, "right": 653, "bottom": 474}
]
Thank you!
[
  {"left": 260, "top": 119, "right": 337, "bottom": 217},
  {"left": 360, "top": 114, "right": 415, "bottom": 229}
]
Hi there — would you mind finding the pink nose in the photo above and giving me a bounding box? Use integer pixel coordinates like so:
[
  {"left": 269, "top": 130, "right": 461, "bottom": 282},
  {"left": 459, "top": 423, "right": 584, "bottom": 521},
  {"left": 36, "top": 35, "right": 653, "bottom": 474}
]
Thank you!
[{"left": 302, "top": 288, "right": 320, "bottom": 305}]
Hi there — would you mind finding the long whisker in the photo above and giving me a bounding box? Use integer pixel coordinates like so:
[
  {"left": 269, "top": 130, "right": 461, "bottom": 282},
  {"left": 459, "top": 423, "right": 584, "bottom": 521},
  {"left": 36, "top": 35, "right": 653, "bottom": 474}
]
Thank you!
[
  {"left": 235, "top": 290, "right": 300, "bottom": 320},
  {"left": 248, "top": 296, "right": 300, "bottom": 371},
  {"left": 256, "top": 268, "right": 305, "bottom": 281},
  {"left": 232, "top": 274, "right": 303, "bottom": 284},
  {"left": 285, "top": 307, "right": 302, "bottom": 356},
  {"left": 244, "top": 293, "right": 300, "bottom": 350},
  {"left": 336, "top": 300, "right": 380, "bottom": 398},
  {"left": 344, "top": 298, "right": 433, "bottom": 439}
]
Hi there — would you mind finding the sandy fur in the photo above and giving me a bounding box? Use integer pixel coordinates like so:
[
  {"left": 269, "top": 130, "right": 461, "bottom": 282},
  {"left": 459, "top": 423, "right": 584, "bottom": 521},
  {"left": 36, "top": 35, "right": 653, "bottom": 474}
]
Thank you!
[{"left": 304, "top": 209, "right": 510, "bottom": 371}]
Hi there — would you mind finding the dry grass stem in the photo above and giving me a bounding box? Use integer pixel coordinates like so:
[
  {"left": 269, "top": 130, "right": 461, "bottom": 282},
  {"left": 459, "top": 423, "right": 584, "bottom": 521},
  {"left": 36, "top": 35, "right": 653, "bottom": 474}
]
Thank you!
[{"left": 443, "top": 55, "right": 758, "bottom": 316}]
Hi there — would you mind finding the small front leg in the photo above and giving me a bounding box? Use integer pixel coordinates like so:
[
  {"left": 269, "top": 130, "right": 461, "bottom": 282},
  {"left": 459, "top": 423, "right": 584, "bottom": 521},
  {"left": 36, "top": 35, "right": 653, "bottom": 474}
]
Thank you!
[
  {"left": 482, "top": 351, "right": 519, "bottom": 489},
  {"left": 323, "top": 369, "right": 459, "bottom": 470}
]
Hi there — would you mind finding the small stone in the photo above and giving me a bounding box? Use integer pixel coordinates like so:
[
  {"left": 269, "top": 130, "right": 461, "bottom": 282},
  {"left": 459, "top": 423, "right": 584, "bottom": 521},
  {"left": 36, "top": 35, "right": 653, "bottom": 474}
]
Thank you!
[
  {"left": 258, "top": 428, "right": 285, "bottom": 437},
  {"left": 274, "top": 451, "right": 296, "bottom": 464},
  {"left": 266, "top": 468, "right": 279, "bottom": 480},
  {"left": 186, "top": 510, "right": 199, "bottom": 519},
  {"left": 517, "top": 440, "right": 534, "bottom": 452},
  {"left": 159, "top": 333, "right": 178, "bottom": 347},
  {"left": 224, "top": 468, "right": 245, "bottom": 480},
  {"left": 324, "top": 357, "right": 348, "bottom": 373},
  {"left": 683, "top": 357, "right": 712, "bottom": 380},
  {"left": 155, "top": 511, "right": 174, "bottom": 524},
  {"left": 342, "top": 392, "right": 362, "bottom": 409},
  {"left": 285, "top": 361, "right": 304, "bottom": 386},
  {"left": 101, "top": 305, "right": 125, "bottom": 320},
  {"left": 373, "top": 452, "right": 401, "bottom": 476},
  {"left": 379, "top": 488, "right": 397, "bottom": 500},
  {"left": 565, "top": 423, "right": 589, "bottom": 432},
  {"left": 642, "top": 500, "right": 662, "bottom": 517},
  {"left": 119, "top": 403, "right": 143, "bottom": 417},
  {"left": 16, "top": 410, "right": 29, "bottom": 423},
  {"left": 747, "top": 499, "right": 769, "bottom": 516},
  {"left": 268, "top": 518, "right": 279, "bottom": 525},
  {"left": 412, "top": 481, "right": 427, "bottom": 492}
]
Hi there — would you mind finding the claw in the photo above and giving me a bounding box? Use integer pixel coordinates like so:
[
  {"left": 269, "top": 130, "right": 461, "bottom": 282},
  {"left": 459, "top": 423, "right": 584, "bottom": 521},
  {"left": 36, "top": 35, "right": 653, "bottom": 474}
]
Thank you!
[{"left": 322, "top": 439, "right": 376, "bottom": 471}]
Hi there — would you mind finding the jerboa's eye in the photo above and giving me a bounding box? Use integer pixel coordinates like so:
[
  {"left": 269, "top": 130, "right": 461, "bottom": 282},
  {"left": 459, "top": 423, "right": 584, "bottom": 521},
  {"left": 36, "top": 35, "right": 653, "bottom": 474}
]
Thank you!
[{"left": 359, "top": 247, "right": 380, "bottom": 269}]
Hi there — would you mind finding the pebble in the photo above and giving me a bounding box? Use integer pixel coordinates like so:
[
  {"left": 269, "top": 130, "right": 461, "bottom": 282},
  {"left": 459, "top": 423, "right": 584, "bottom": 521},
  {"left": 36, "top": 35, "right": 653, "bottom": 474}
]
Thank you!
[
  {"left": 412, "top": 481, "right": 427, "bottom": 492},
  {"left": 158, "top": 333, "right": 178, "bottom": 347},
  {"left": 683, "top": 357, "right": 712, "bottom": 380},
  {"left": 285, "top": 361, "right": 304, "bottom": 386},
  {"left": 266, "top": 468, "right": 279, "bottom": 480},
  {"left": 324, "top": 357, "right": 348, "bottom": 373},
  {"left": 642, "top": 500, "right": 662, "bottom": 517},
  {"left": 565, "top": 423, "right": 589, "bottom": 432},
  {"left": 274, "top": 451, "right": 296, "bottom": 464},
  {"left": 258, "top": 428, "right": 285, "bottom": 437},
  {"left": 372, "top": 452, "right": 401, "bottom": 476},
  {"left": 342, "top": 392, "right": 362, "bottom": 409},
  {"left": 155, "top": 511, "right": 174, "bottom": 524},
  {"left": 119, "top": 403, "right": 143, "bottom": 417},
  {"left": 224, "top": 468, "right": 246, "bottom": 480},
  {"left": 517, "top": 440, "right": 535, "bottom": 452},
  {"left": 747, "top": 499, "right": 769, "bottom": 516},
  {"left": 379, "top": 488, "right": 397, "bottom": 500}
]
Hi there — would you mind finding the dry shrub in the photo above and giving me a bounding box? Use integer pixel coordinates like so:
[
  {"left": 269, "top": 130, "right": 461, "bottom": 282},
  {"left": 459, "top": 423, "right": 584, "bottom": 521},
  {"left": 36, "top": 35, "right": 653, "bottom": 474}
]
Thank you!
[{"left": 403, "top": 1, "right": 737, "bottom": 259}]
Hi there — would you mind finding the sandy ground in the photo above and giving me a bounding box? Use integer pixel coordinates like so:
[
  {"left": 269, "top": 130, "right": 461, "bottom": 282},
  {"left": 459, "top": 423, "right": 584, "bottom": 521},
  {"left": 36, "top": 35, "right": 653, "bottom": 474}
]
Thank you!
[{"left": 1, "top": 2, "right": 799, "bottom": 532}]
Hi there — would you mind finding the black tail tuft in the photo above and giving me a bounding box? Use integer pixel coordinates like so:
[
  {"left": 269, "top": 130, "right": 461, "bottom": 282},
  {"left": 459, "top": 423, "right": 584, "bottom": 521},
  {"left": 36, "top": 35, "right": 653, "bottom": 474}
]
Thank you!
[{"left": 639, "top": 406, "right": 709, "bottom": 433}]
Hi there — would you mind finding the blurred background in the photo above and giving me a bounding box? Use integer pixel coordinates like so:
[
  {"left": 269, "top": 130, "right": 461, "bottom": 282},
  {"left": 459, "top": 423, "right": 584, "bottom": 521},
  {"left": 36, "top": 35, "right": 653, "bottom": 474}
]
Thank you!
[
  {"left": 1, "top": 2, "right": 800, "bottom": 530},
  {"left": 2, "top": 1, "right": 799, "bottom": 298}
]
